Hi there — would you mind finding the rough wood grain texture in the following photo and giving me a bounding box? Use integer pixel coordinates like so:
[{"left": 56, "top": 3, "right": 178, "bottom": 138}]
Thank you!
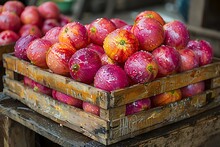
[
  {"left": 3, "top": 53, "right": 110, "bottom": 109},
  {"left": 111, "top": 62, "right": 220, "bottom": 107},
  {"left": 1, "top": 93, "right": 220, "bottom": 147},
  {"left": 0, "top": 114, "right": 6, "bottom": 147},
  {"left": 4, "top": 76, "right": 220, "bottom": 145},
  {"left": 3, "top": 78, "right": 109, "bottom": 143},
  {"left": 211, "top": 77, "right": 220, "bottom": 88},
  {"left": 2, "top": 116, "right": 35, "bottom": 147},
  {"left": 0, "top": 94, "right": 97, "bottom": 147},
  {"left": 109, "top": 88, "right": 220, "bottom": 142}
]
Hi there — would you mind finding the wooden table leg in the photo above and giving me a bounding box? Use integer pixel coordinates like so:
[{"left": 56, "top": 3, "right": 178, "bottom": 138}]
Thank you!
[{"left": 1, "top": 116, "right": 35, "bottom": 147}]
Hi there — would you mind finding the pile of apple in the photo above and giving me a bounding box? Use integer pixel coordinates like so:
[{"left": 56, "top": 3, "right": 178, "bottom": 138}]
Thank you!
[
  {"left": 14, "top": 10, "right": 213, "bottom": 116},
  {"left": 0, "top": 1, "right": 71, "bottom": 46}
]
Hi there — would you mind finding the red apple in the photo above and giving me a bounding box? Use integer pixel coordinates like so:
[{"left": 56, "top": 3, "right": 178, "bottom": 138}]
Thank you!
[
  {"left": 27, "top": 38, "right": 52, "bottom": 68},
  {"left": 0, "top": 30, "right": 19, "bottom": 46},
  {"left": 23, "top": 76, "right": 34, "bottom": 88},
  {"left": 94, "top": 64, "right": 129, "bottom": 92},
  {"left": 38, "top": 1, "right": 60, "bottom": 19},
  {"left": 187, "top": 40, "right": 213, "bottom": 66},
  {"left": 2, "top": 1, "right": 25, "bottom": 16},
  {"left": 121, "top": 24, "right": 133, "bottom": 32},
  {"left": 52, "top": 90, "right": 83, "bottom": 108},
  {"left": 88, "top": 17, "right": 116, "bottom": 46},
  {"left": 33, "top": 81, "right": 52, "bottom": 96},
  {"left": 178, "top": 48, "right": 199, "bottom": 72},
  {"left": 152, "top": 45, "right": 180, "bottom": 77},
  {"left": 42, "top": 19, "right": 60, "bottom": 35},
  {"left": 126, "top": 98, "right": 151, "bottom": 115},
  {"left": 87, "top": 43, "right": 105, "bottom": 58},
  {"left": 24, "top": 76, "right": 52, "bottom": 96},
  {"left": 0, "top": 11, "right": 21, "bottom": 31},
  {"left": 68, "top": 48, "right": 102, "bottom": 84},
  {"left": 82, "top": 101, "right": 100, "bottom": 116},
  {"left": 164, "top": 20, "right": 190, "bottom": 50},
  {"left": 151, "top": 89, "right": 182, "bottom": 107},
  {"left": 103, "top": 29, "right": 139, "bottom": 63},
  {"left": 124, "top": 51, "right": 158, "bottom": 84},
  {"left": 132, "top": 18, "right": 164, "bottom": 52},
  {"left": 14, "top": 34, "right": 39, "bottom": 61},
  {"left": 110, "top": 18, "right": 128, "bottom": 28},
  {"left": 135, "top": 10, "right": 165, "bottom": 25},
  {"left": 59, "top": 22, "right": 89, "bottom": 50},
  {"left": 46, "top": 42, "right": 76, "bottom": 76},
  {"left": 59, "top": 14, "right": 72, "bottom": 27},
  {"left": 20, "top": 6, "right": 43, "bottom": 27},
  {"left": 100, "top": 54, "right": 118, "bottom": 65},
  {"left": 181, "top": 81, "right": 205, "bottom": 98},
  {"left": 19, "top": 24, "right": 42, "bottom": 38},
  {"left": 43, "top": 27, "right": 61, "bottom": 44}
]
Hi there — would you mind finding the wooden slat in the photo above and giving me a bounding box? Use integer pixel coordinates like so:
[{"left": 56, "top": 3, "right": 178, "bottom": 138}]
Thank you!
[
  {"left": 109, "top": 106, "right": 220, "bottom": 146},
  {"left": 2, "top": 93, "right": 220, "bottom": 146},
  {"left": 0, "top": 44, "right": 14, "bottom": 61},
  {"left": 2, "top": 116, "right": 35, "bottom": 147},
  {"left": 111, "top": 62, "right": 220, "bottom": 107},
  {"left": 100, "top": 105, "right": 126, "bottom": 121},
  {"left": 3, "top": 88, "right": 109, "bottom": 145},
  {"left": 211, "top": 77, "right": 220, "bottom": 88},
  {"left": 3, "top": 78, "right": 109, "bottom": 141},
  {"left": 109, "top": 87, "right": 220, "bottom": 141},
  {"left": 0, "top": 94, "right": 104, "bottom": 147},
  {"left": 3, "top": 54, "right": 110, "bottom": 109}
]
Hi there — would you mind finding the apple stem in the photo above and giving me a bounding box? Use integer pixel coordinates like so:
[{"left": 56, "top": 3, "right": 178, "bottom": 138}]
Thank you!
[
  {"left": 72, "top": 64, "right": 79, "bottom": 72},
  {"left": 119, "top": 40, "right": 126, "bottom": 45},
  {"left": 147, "top": 65, "right": 153, "bottom": 72}
]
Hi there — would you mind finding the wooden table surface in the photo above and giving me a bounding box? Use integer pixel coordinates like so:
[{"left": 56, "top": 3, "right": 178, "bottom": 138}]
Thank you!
[{"left": 0, "top": 93, "right": 220, "bottom": 147}]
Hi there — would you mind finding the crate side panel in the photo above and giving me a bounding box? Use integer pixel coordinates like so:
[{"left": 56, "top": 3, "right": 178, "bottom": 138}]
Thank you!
[
  {"left": 3, "top": 54, "right": 110, "bottom": 109},
  {"left": 3, "top": 77, "right": 109, "bottom": 140},
  {"left": 110, "top": 87, "right": 220, "bottom": 140},
  {"left": 111, "top": 62, "right": 220, "bottom": 107}
]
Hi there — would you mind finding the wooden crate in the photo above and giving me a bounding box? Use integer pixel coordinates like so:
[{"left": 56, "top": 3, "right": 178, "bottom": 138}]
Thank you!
[
  {"left": 0, "top": 44, "right": 14, "bottom": 91},
  {"left": 3, "top": 53, "right": 220, "bottom": 145}
]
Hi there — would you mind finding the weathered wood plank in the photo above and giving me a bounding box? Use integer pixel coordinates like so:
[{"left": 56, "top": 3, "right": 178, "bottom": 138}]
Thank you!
[
  {"left": 0, "top": 114, "right": 6, "bottom": 147},
  {"left": 3, "top": 78, "right": 109, "bottom": 142},
  {"left": 211, "top": 77, "right": 220, "bottom": 88},
  {"left": 113, "top": 107, "right": 220, "bottom": 147},
  {"left": 3, "top": 53, "right": 110, "bottom": 109},
  {"left": 0, "top": 94, "right": 102, "bottom": 147},
  {"left": 100, "top": 105, "right": 126, "bottom": 121},
  {"left": 2, "top": 116, "right": 35, "bottom": 147},
  {"left": 1, "top": 93, "right": 220, "bottom": 146},
  {"left": 109, "top": 87, "right": 220, "bottom": 141},
  {"left": 111, "top": 62, "right": 220, "bottom": 107}
]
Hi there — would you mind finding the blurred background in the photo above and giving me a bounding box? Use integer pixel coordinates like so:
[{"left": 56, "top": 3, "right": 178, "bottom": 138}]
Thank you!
[
  {"left": 1, "top": 0, "right": 218, "bottom": 31},
  {"left": 0, "top": 0, "right": 219, "bottom": 30}
]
